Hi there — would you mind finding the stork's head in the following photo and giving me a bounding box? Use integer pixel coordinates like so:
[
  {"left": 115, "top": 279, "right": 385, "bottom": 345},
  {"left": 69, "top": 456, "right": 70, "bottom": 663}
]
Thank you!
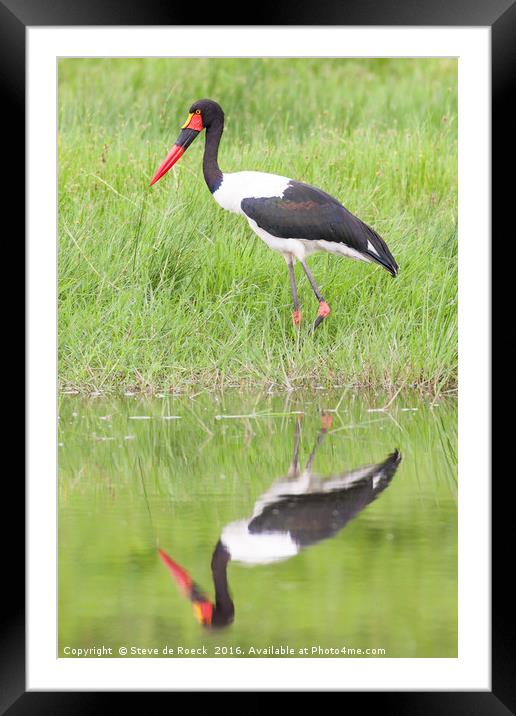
[
  {"left": 158, "top": 543, "right": 234, "bottom": 629},
  {"left": 150, "top": 99, "right": 224, "bottom": 186},
  {"left": 188, "top": 98, "right": 224, "bottom": 129}
]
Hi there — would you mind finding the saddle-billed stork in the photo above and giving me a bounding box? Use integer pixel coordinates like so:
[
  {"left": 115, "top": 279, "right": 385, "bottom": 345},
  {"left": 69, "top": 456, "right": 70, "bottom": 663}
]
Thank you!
[
  {"left": 150, "top": 99, "right": 399, "bottom": 332},
  {"left": 158, "top": 416, "right": 401, "bottom": 628}
]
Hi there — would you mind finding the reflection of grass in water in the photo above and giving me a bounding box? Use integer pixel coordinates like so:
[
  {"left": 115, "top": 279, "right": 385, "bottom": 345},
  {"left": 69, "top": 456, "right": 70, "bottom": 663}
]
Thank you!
[
  {"left": 58, "top": 58, "right": 457, "bottom": 393},
  {"left": 58, "top": 391, "right": 457, "bottom": 657}
]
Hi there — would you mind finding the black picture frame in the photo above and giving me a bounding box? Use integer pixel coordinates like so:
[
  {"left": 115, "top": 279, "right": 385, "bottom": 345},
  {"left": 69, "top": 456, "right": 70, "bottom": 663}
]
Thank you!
[{"left": 6, "top": 0, "right": 507, "bottom": 709}]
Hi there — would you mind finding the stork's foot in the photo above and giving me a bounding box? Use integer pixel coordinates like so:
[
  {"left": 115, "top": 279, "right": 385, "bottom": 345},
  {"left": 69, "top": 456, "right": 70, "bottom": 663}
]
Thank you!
[
  {"left": 308, "top": 301, "right": 331, "bottom": 333},
  {"left": 293, "top": 309, "right": 302, "bottom": 327}
]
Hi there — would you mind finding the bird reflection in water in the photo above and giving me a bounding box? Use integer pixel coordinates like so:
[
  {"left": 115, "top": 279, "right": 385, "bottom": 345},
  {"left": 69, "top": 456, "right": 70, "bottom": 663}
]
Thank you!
[{"left": 159, "top": 415, "right": 401, "bottom": 628}]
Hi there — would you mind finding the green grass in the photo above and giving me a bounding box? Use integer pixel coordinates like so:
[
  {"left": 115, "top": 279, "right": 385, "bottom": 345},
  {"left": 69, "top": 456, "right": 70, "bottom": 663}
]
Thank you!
[{"left": 58, "top": 58, "right": 457, "bottom": 395}]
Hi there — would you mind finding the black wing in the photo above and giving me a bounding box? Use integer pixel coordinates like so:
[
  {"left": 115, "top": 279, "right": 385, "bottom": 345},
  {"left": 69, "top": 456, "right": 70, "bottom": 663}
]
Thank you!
[
  {"left": 241, "top": 180, "right": 398, "bottom": 276},
  {"left": 248, "top": 451, "right": 401, "bottom": 548}
]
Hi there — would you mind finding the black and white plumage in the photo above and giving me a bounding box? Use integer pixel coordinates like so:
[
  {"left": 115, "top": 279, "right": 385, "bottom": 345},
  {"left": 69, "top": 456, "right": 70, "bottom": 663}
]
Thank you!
[
  {"left": 220, "top": 175, "right": 397, "bottom": 273},
  {"left": 219, "top": 422, "right": 400, "bottom": 565},
  {"left": 151, "top": 99, "right": 399, "bottom": 331},
  {"left": 158, "top": 416, "right": 401, "bottom": 629}
]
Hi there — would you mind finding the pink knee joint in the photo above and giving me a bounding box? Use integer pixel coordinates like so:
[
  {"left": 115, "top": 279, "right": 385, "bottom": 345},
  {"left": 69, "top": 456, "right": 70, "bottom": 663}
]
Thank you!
[{"left": 318, "top": 301, "right": 331, "bottom": 318}]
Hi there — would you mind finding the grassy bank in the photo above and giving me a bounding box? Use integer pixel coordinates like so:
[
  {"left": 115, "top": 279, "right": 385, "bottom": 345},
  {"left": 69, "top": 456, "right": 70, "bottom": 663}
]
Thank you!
[{"left": 58, "top": 58, "right": 457, "bottom": 394}]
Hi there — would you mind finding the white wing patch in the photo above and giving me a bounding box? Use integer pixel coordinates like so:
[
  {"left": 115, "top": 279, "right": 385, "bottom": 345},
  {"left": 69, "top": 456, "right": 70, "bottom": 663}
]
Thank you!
[{"left": 367, "top": 240, "right": 380, "bottom": 256}]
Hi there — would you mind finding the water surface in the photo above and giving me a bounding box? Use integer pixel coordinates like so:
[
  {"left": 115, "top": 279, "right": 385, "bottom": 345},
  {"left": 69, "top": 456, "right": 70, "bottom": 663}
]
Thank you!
[{"left": 58, "top": 390, "right": 457, "bottom": 658}]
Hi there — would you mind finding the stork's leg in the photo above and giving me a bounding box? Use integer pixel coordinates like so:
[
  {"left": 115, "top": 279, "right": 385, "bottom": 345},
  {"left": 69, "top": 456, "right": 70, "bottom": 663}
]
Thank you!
[
  {"left": 300, "top": 260, "right": 331, "bottom": 332},
  {"left": 287, "top": 258, "right": 301, "bottom": 326},
  {"left": 287, "top": 417, "right": 302, "bottom": 479},
  {"left": 304, "top": 413, "right": 333, "bottom": 472}
]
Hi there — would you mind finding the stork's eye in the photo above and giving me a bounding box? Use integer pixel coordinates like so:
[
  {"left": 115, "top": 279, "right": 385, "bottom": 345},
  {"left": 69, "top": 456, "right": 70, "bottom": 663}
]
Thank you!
[{"left": 195, "top": 109, "right": 201, "bottom": 114}]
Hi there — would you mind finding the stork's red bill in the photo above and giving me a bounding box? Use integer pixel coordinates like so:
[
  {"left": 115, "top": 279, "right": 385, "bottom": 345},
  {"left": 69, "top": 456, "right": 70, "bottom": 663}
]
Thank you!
[
  {"left": 158, "top": 548, "right": 214, "bottom": 626},
  {"left": 150, "top": 111, "right": 204, "bottom": 186}
]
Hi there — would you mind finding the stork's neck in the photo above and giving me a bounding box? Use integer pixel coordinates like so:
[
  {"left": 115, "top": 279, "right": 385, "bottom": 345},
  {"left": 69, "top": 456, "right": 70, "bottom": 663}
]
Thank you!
[
  {"left": 210, "top": 540, "right": 234, "bottom": 627},
  {"left": 203, "top": 121, "right": 224, "bottom": 193}
]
